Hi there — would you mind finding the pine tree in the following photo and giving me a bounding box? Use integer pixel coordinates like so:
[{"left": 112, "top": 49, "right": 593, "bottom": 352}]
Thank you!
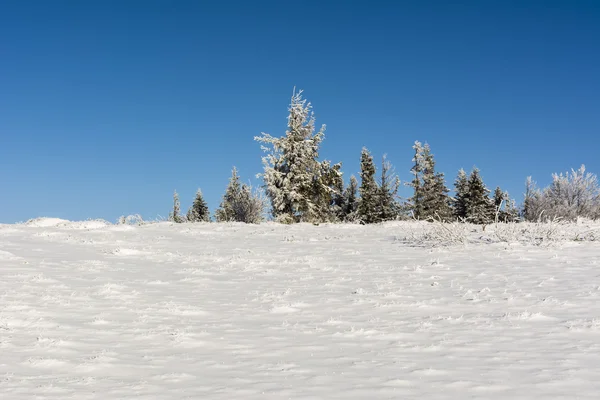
[
  {"left": 503, "top": 191, "right": 520, "bottom": 222},
  {"left": 492, "top": 186, "right": 506, "bottom": 222},
  {"left": 419, "top": 144, "right": 452, "bottom": 221},
  {"left": 255, "top": 89, "right": 341, "bottom": 223},
  {"left": 408, "top": 142, "right": 451, "bottom": 221},
  {"left": 357, "top": 147, "right": 379, "bottom": 224},
  {"left": 216, "top": 167, "right": 266, "bottom": 223},
  {"left": 329, "top": 170, "right": 346, "bottom": 222},
  {"left": 377, "top": 154, "right": 401, "bottom": 222},
  {"left": 342, "top": 175, "right": 359, "bottom": 222},
  {"left": 187, "top": 189, "right": 210, "bottom": 222},
  {"left": 452, "top": 169, "right": 469, "bottom": 221},
  {"left": 215, "top": 167, "right": 242, "bottom": 222},
  {"left": 466, "top": 168, "right": 494, "bottom": 224},
  {"left": 169, "top": 190, "right": 184, "bottom": 223},
  {"left": 408, "top": 141, "right": 425, "bottom": 219}
]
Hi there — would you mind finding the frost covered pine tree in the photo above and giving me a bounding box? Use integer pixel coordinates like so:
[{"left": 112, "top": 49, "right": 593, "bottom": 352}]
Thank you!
[
  {"left": 357, "top": 147, "right": 379, "bottom": 224},
  {"left": 187, "top": 189, "right": 210, "bottom": 222},
  {"left": 408, "top": 141, "right": 425, "bottom": 219},
  {"left": 465, "top": 168, "right": 495, "bottom": 224},
  {"left": 420, "top": 144, "right": 452, "bottom": 221},
  {"left": 452, "top": 169, "right": 469, "bottom": 221},
  {"left": 377, "top": 154, "right": 401, "bottom": 222},
  {"left": 169, "top": 190, "right": 184, "bottom": 223},
  {"left": 216, "top": 167, "right": 266, "bottom": 224},
  {"left": 342, "top": 175, "right": 359, "bottom": 222},
  {"left": 255, "top": 89, "right": 341, "bottom": 224},
  {"left": 408, "top": 142, "right": 451, "bottom": 221},
  {"left": 215, "top": 167, "right": 242, "bottom": 222}
]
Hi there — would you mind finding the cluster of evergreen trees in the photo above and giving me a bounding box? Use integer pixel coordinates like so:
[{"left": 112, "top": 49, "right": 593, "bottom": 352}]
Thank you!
[{"left": 164, "top": 89, "right": 597, "bottom": 225}]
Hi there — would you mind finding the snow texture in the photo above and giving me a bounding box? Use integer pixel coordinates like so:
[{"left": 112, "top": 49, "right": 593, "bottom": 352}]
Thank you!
[{"left": 1, "top": 218, "right": 600, "bottom": 399}]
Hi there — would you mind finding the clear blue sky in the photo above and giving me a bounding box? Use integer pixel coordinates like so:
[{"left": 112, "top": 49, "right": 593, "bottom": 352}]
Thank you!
[{"left": 1, "top": 0, "right": 598, "bottom": 223}]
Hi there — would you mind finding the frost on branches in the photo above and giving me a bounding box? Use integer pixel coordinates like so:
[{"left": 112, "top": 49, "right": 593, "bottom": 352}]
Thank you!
[
  {"left": 169, "top": 190, "right": 184, "bottom": 223},
  {"left": 187, "top": 189, "right": 210, "bottom": 222},
  {"left": 523, "top": 165, "right": 600, "bottom": 222},
  {"left": 409, "top": 142, "right": 452, "bottom": 221},
  {"left": 215, "top": 167, "right": 266, "bottom": 224},
  {"left": 255, "top": 89, "right": 342, "bottom": 224}
]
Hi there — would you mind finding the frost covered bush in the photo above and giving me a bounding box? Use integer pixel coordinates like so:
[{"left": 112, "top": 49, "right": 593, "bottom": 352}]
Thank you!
[
  {"left": 524, "top": 165, "right": 600, "bottom": 222},
  {"left": 117, "top": 214, "right": 145, "bottom": 225}
]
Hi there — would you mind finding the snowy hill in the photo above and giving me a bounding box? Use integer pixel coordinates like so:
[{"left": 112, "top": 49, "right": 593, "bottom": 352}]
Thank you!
[{"left": 1, "top": 219, "right": 600, "bottom": 398}]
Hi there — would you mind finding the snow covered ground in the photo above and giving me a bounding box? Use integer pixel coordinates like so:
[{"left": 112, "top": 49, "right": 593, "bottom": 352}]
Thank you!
[{"left": 1, "top": 218, "right": 600, "bottom": 399}]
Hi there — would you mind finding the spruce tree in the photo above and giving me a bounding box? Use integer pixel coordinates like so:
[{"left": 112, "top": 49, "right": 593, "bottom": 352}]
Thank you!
[
  {"left": 492, "top": 186, "right": 505, "bottom": 222},
  {"left": 452, "top": 169, "right": 469, "bottom": 221},
  {"left": 357, "top": 147, "right": 379, "bottom": 224},
  {"left": 377, "top": 154, "right": 401, "bottom": 222},
  {"left": 187, "top": 189, "right": 210, "bottom": 222},
  {"left": 465, "top": 168, "right": 494, "bottom": 224},
  {"left": 255, "top": 89, "right": 341, "bottom": 223},
  {"left": 503, "top": 191, "right": 520, "bottom": 222},
  {"left": 216, "top": 167, "right": 266, "bottom": 223},
  {"left": 342, "top": 175, "right": 359, "bottom": 222},
  {"left": 215, "top": 167, "right": 242, "bottom": 222},
  {"left": 419, "top": 144, "right": 452, "bottom": 221},
  {"left": 169, "top": 190, "right": 184, "bottom": 223},
  {"left": 408, "top": 141, "right": 425, "bottom": 219}
]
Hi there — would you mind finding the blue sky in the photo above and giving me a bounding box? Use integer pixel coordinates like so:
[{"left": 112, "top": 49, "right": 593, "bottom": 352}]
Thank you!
[{"left": 1, "top": 0, "right": 598, "bottom": 223}]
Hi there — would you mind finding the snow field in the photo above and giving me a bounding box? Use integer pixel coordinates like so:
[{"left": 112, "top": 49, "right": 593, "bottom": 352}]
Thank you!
[{"left": 1, "top": 219, "right": 600, "bottom": 399}]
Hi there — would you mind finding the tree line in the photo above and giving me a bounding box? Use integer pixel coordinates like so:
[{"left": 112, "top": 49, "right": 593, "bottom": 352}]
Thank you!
[{"left": 165, "top": 90, "right": 599, "bottom": 225}]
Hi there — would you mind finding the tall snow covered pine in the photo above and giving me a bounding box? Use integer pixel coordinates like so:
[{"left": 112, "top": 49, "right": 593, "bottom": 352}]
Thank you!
[
  {"left": 255, "top": 89, "right": 341, "bottom": 223},
  {"left": 357, "top": 147, "right": 379, "bottom": 224}
]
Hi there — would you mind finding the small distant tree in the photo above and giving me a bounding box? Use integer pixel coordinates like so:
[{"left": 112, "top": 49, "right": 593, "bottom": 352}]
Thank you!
[
  {"left": 420, "top": 144, "right": 452, "bottom": 221},
  {"left": 169, "top": 190, "right": 184, "bottom": 223},
  {"left": 452, "top": 168, "right": 469, "bottom": 221},
  {"left": 408, "top": 141, "right": 425, "bottom": 218},
  {"left": 216, "top": 167, "right": 266, "bottom": 224},
  {"left": 465, "top": 168, "right": 495, "bottom": 224},
  {"left": 215, "top": 167, "right": 243, "bottom": 222},
  {"left": 357, "top": 147, "right": 379, "bottom": 224},
  {"left": 187, "top": 189, "right": 210, "bottom": 222},
  {"left": 408, "top": 142, "right": 451, "bottom": 221},
  {"left": 377, "top": 154, "right": 401, "bottom": 222},
  {"left": 522, "top": 176, "right": 544, "bottom": 221},
  {"left": 342, "top": 175, "right": 359, "bottom": 222}
]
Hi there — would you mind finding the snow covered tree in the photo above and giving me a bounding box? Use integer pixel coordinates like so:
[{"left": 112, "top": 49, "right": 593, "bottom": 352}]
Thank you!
[
  {"left": 169, "top": 190, "right": 184, "bottom": 223},
  {"left": 187, "top": 189, "right": 210, "bottom": 222},
  {"left": 408, "top": 141, "right": 425, "bottom": 218},
  {"left": 215, "top": 167, "right": 242, "bottom": 222},
  {"left": 311, "top": 160, "right": 344, "bottom": 223},
  {"left": 255, "top": 89, "right": 342, "bottom": 223},
  {"left": 492, "top": 186, "right": 519, "bottom": 222},
  {"left": 522, "top": 176, "right": 544, "bottom": 221},
  {"left": 329, "top": 169, "right": 346, "bottom": 222},
  {"left": 341, "top": 175, "right": 359, "bottom": 222},
  {"left": 503, "top": 192, "right": 520, "bottom": 222},
  {"left": 357, "top": 147, "right": 379, "bottom": 224},
  {"left": 377, "top": 154, "right": 401, "bottom": 222},
  {"left": 419, "top": 144, "right": 452, "bottom": 221},
  {"left": 408, "top": 142, "right": 451, "bottom": 221},
  {"left": 216, "top": 167, "right": 266, "bottom": 224},
  {"left": 523, "top": 165, "right": 600, "bottom": 222},
  {"left": 452, "top": 168, "right": 469, "bottom": 221},
  {"left": 465, "top": 168, "right": 495, "bottom": 224},
  {"left": 544, "top": 165, "right": 600, "bottom": 221}
]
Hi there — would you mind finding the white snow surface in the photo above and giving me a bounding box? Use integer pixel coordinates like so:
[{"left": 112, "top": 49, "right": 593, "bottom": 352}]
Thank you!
[{"left": 1, "top": 219, "right": 600, "bottom": 399}]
